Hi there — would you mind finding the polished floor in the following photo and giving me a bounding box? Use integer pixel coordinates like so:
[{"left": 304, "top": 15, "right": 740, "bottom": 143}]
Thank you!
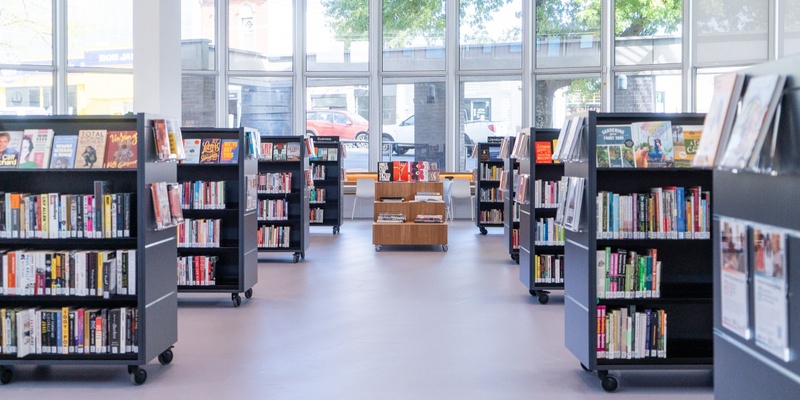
[{"left": 2, "top": 220, "right": 713, "bottom": 399}]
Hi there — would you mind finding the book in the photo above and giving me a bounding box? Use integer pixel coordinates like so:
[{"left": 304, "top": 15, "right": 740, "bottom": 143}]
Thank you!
[
  {"left": 596, "top": 125, "right": 636, "bottom": 168},
  {"left": 165, "top": 119, "right": 186, "bottom": 160},
  {"left": 693, "top": 73, "right": 745, "bottom": 167},
  {"left": 393, "top": 161, "right": 409, "bottom": 181},
  {"left": 48, "top": 135, "right": 79, "bottom": 169},
  {"left": 535, "top": 141, "right": 553, "bottom": 164},
  {"left": 167, "top": 183, "right": 184, "bottom": 225},
  {"left": 632, "top": 121, "right": 674, "bottom": 168},
  {"left": 199, "top": 138, "right": 221, "bottom": 164},
  {"left": 671, "top": 125, "right": 703, "bottom": 168},
  {"left": 0, "top": 131, "right": 23, "bottom": 168},
  {"left": 183, "top": 138, "right": 202, "bottom": 164},
  {"left": 377, "top": 162, "right": 393, "bottom": 182},
  {"left": 286, "top": 142, "right": 302, "bottom": 161},
  {"left": 272, "top": 143, "right": 286, "bottom": 161},
  {"left": 261, "top": 142, "right": 274, "bottom": 161},
  {"left": 104, "top": 131, "right": 138, "bottom": 169},
  {"left": 219, "top": 139, "right": 239, "bottom": 164},
  {"left": 19, "top": 129, "right": 55, "bottom": 169},
  {"left": 719, "top": 74, "right": 787, "bottom": 170},
  {"left": 75, "top": 130, "right": 108, "bottom": 169},
  {"left": 152, "top": 119, "right": 172, "bottom": 161}
]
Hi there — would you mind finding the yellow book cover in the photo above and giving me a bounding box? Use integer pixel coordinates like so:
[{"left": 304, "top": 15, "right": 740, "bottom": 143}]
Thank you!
[
  {"left": 104, "top": 194, "right": 112, "bottom": 238},
  {"left": 62, "top": 307, "right": 70, "bottom": 354},
  {"left": 551, "top": 139, "right": 561, "bottom": 163},
  {"left": 97, "top": 252, "right": 104, "bottom": 296},
  {"left": 40, "top": 194, "right": 49, "bottom": 238}
]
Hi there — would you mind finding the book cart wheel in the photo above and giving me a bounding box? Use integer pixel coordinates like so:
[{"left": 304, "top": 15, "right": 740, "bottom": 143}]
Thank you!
[
  {"left": 538, "top": 292, "right": 550, "bottom": 304},
  {"left": 375, "top": 245, "right": 382, "bottom": 252},
  {"left": 0, "top": 366, "right": 12, "bottom": 384},
  {"left": 480, "top": 227, "right": 488, "bottom": 235},
  {"left": 245, "top": 288, "right": 254, "bottom": 299},
  {"left": 511, "top": 254, "right": 519, "bottom": 263},
  {"left": 598, "top": 370, "right": 618, "bottom": 392},
  {"left": 232, "top": 293, "right": 242, "bottom": 307},
  {"left": 442, "top": 245, "right": 448, "bottom": 252},
  {"left": 128, "top": 366, "right": 147, "bottom": 385},
  {"left": 333, "top": 226, "right": 340, "bottom": 234},
  {"left": 292, "top": 253, "right": 300, "bottom": 263},
  {"left": 158, "top": 348, "right": 174, "bottom": 365}
]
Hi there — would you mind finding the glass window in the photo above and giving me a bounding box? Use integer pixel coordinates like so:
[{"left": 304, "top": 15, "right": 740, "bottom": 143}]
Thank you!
[
  {"left": 383, "top": 0, "right": 446, "bottom": 71},
  {"left": 67, "top": 72, "right": 134, "bottom": 115},
  {"left": 780, "top": 0, "right": 800, "bottom": 57},
  {"left": 68, "top": 0, "right": 133, "bottom": 69},
  {"left": 182, "top": 75, "right": 217, "bottom": 127},
  {"left": 382, "top": 78, "right": 446, "bottom": 169},
  {"left": 0, "top": 0, "right": 52, "bottom": 66},
  {"left": 181, "top": 0, "right": 215, "bottom": 70},
  {"left": 460, "top": 78, "right": 522, "bottom": 172},
  {"left": 307, "top": 0, "right": 369, "bottom": 72},
  {"left": 535, "top": 75, "right": 601, "bottom": 128},
  {"left": 228, "top": 0, "right": 293, "bottom": 71},
  {"left": 694, "top": 0, "right": 768, "bottom": 64},
  {"left": 535, "top": 0, "right": 601, "bottom": 69},
  {"left": 229, "top": 76, "right": 293, "bottom": 134},
  {"left": 613, "top": 71, "right": 682, "bottom": 113},
  {"left": 615, "top": 0, "right": 682, "bottom": 66},
  {"left": 460, "top": 0, "right": 522, "bottom": 70},
  {"left": 0, "top": 71, "right": 53, "bottom": 115},
  {"left": 307, "top": 78, "right": 369, "bottom": 172},
  {"left": 695, "top": 67, "right": 744, "bottom": 112}
]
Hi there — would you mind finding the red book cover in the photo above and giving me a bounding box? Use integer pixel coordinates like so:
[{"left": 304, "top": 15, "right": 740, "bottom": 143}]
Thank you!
[
  {"left": 393, "top": 161, "right": 409, "bottom": 181},
  {"left": 535, "top": 141, "right": 553, "bottom": 164},
  {"left": 104, "top": 130, "right": 138, "bottom": 169}
]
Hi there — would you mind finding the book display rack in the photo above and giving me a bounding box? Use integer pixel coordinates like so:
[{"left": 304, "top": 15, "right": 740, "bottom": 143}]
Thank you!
[
  {"left": 309, "top": 136, "right": 343, "bottom": 234},
  {"left": 501, "top": 136, "right": 520, "bottom": 263},
  {"left": 711, "top": 56, "right": 800, "bottom": 399},
  {"left": 516, "top": 128, "right": 565, "bottom": 305},
  {"left": 256, "top": 136, "right": 309, "bottom": 263},
  {"left": 373, "top": 182, "right": 447, "bottom": 251},
  {"left": 0, "top": 114, "right": 177, "bottom": 385},
  {"left": 475, "top": 138, "right": 505, "bottom": 235},
  {"left": 559, "top": 112, "right": 713, "bottom": 391},
  {"left": 177, "top": 128, "right": 258, "bottom": 307}
]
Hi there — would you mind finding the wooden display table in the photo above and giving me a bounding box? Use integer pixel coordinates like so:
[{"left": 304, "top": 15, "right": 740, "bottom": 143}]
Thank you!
[{"left": 373, "top": 181, "right": 448, "bottom": 251}]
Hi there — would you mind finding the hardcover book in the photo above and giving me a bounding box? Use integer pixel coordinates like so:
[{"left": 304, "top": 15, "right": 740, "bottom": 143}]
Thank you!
[
  {"left": 272, "top": 142, "right": 286, "bottom": 161},
  {"left": 183, "top": 138, "right": 202, "bottom": 164},
  {"left": 596, "top": 125, "right": 635, "bottom": 168},
  {"left": 0, "top": 130, "right": 24, "bottom": 168},
  {"left": 152, "top": 119, "right": 172, "bottom": 161},
  {"left": 377, "top": 161, "right": 393, "bottom": 182},
  {"left": 49, "top": 135, "right": 79, "bottom": 169},
  {"left": 671, "top": 125, "right": 703, "bottom": 168},
  {"left": 19, "top": 129, "right": 55, "bottom": 169},
  {"left": 104, "top": 130, "right": 138, "bottom": 169},
  {"left": 165, "top": 119, "right": 186, "bottom": 160},
  {"left": 286, "top": 142, "right": 302, "bottom": 161},
  {"left": 199, "top": 138, "right": 221, "bottom": 164},
  {"left": 632, "top": 121, "right": 674, "bottom": 168},
  {"left": 261, "top": 142, "right": 273, "bottom": 161},
  {"left": 535, "top": 141, "right": 553, "bottom": 164},
  {"left": 219, "top": 139, "right": 239, "bottom": 164},
  {"left": 693, "top": 73, "right": 745, "bottom": 167},
  {"left": 75, "top": 130, "right": 108, "bottom": 169}
]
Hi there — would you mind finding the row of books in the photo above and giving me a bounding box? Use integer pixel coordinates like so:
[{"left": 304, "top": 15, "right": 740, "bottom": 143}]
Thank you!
[
  {"left": 555, "top": 176, "right": 586, "bottom": 233},
  {"left": 1, "top": 307, "right": 139, "bottom": 357},
  {"left": 258, "top": 172, "right": 293, "bottom": 194},
  {"left": 514, "top": 174, "right": 530, "bottom": 204},
  {"left": 597, "top": 248, "right": 662, "bottom": 300},
  {"left": 413, "top": 192, "right": 443, "bottom": 202},
  {"left": 534, "top": 217, "right": 565, "bottom": 246},
  {"left": 414, "top": 214, "right": 443, "bottom": 223},
  {"left": 479, "top": 164, "right": 501, "bottom": 180},
  {"left": 377, "top": 161, "right": 441, "bottom": 182},
  {"left": 180, "top": 180, "right": 227, "bottom": 210},
  {"left": 309, "top": 187, "right": 326, "bottom": 203},
  {"left": 597, "top": 305, "right": 667, "bottom": 359},
  {"left": 177, "top": 255, "right": 217, "bottom": 286},
  {"left": 478, "top": 187, "right": 503, "bottom": 202},
  {"left": 153, "top": 119, "right": 186, "bottom": 162},
  {"left": 512, "top": 228, "right": 519, "bottom": 249},
  {"left": 534, "top": 254, "right": 565, "bottom": 284},
  {"left": 0, "top": 129, "right": 138, "bottom": 170},
  {"left": 257, "top": 225, "right": 292, "bottom": 248},
  {"left": 245, "top": 174, "right": 258, "bottom": 212},
  {"left": 376, "top": 213, "right": 406, "bottom": 223},
  {"left": 309, "top": 146, "right": 339, "bottom": 161},
  {"left": 1, "top": 187, "right": 132, "bottom": 240},
  {"left": 257, "top": 199, "right": 289, "bottom": 221},
  {"left": 512, "top": 202, "right": 520, "bottom": 223},
  {"left": 510, "top": 130, "right": 531, "bottom": 159},
  {"left": 478, "top": 209, "right": 503, "bottom": 224},
  {"left": 259, "top": 142, "right": 303, "bottom": 162},
  {"left": 0, "top": 249, "right": 137, "bottom": 297},
  {"left": 181, "top": 138, "right": 239, "bottom": 164},
  {"left": 552, "top": 116, "right": 587, "bottom": 162},
  {"left": 176, "top": 218, "right": 221, "bottom": 248},
  {"left": 533, "top": 179, "right": 564, "bottom": 209},
  {"left": 596, "top": 186, "right": 711, "bottom": 240},
  {"left": 150, "top": 182, "right": 183, "bottom": 231},
  {"left": 310, "top": 208, "right": 325, "bottom": 223},
  {"left": 311, "top": 165, "right": 327, "bottom": 180}
]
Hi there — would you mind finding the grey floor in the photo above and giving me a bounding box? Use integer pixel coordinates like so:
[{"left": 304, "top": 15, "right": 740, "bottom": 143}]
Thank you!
[{"left": 2, "top": 220, "right": 713, "bottom": 399}]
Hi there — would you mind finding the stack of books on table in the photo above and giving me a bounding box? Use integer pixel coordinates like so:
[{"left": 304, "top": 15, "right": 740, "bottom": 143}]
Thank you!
[
  {"left": 377, "top": 213, "right": 406, "bottom": 223},
  {"left": 415, "top": 214, "right": 444, "bottom": 223}
]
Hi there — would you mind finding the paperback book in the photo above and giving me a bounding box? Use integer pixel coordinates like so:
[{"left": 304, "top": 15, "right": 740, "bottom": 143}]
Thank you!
[
  {"left": 19, "top": 129, "right": 55, "bottom": 169},
  {"left": 75, "top": 129, "right": 108, "bottom": 169},
  {"left": 104, "top": 131, "right": 138, "bottom": 169},
  {"left": 219, "top": 139, "right": 239, "bottom": 164},
  {"left": 49, "top": 135, "right": 79, "bottom": 169},
  {"left": 0, "top": 130, "right": 23, "bottom": 168}
]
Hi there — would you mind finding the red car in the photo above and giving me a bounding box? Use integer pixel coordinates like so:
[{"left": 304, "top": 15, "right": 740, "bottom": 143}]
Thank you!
[{"left": 306, "top": 109, "right": 369, "bottom": 143}]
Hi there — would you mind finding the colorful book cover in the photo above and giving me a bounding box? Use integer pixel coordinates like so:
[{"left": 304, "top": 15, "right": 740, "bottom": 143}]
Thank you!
[
  {"left": 0, "top": 130, "right": 24, "bottom": 168},
  {"left": 392, "top": 161, "right": 409, "bottom": 181},
  {"left": 286, "top": 142, "right": 302, "bottom": 161},
  {"left": 19, "top": 129, "right": 55, "bottom": 169},
  {"left": 219, "top": 139, "right": 239, "bottom": 164},
  {"left": 199, "top": 138, "right": 221, "bottom": 164},
  {"left": 596, "top": 125, "right": 635, "bottom": 168},
  {"left": 261, "top": 142, "right": 273, "bottom": 161},
  {"left": 551, "top": 139, "right": 560, "bottom": 164},
  {"left": 535, "top": 141, "right": 553, "bottom": 164},
  {"left": 165, "top": 119, "right": 186, "bottom": 160},
  {"left": 272, "top": 143, "right": 286, "bottom": 161},
  {"left": 183, "top": 138, "right": 202, "bottom": 164},
  {"left": 49, "top": 135, "right": 79, "bottom": 169},
  {"left": 632, "top": 121, "right": 674, "bottom": 168},
  {"left": 694, "top": 73, "right": 745, "bottom": 167},
  {"left": 75, "top": 129, "right": 108, "bottom": 169},
  {"left": 672, "top": 125, "right": 703, "bottom": 168},
  {"left": 377, "top": 161, "right": 393, "bottom": 182},
  {"left": 104, "top": 131, "right": 138, "bottom": 169},
  {"left": 151, "top": 119, "right": 172, "bottom": 161}
]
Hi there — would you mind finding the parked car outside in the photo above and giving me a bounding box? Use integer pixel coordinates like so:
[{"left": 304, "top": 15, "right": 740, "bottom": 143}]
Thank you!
[
  {"left": 382, "top": 114, "right": 511, "bottom": 155},
  {"left": 306, "top": 109, "right": 370, "bottom": 143}
]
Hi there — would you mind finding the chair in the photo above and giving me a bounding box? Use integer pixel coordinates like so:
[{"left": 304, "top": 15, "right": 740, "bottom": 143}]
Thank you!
[
  {"left": 442, "top": 179, "right": 454, "bottom": 221},
  {"left": 352, "top": 178, "right": 376, "bottom": 220},
  {"left": 449, "top": 178, "right": 473, "bottom": 221}
]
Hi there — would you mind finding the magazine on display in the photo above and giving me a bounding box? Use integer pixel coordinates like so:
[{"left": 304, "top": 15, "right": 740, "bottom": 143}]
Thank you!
[
  {"left": 719, "top": 217, "right": 750, "bottom": 339},
  {"left": 752, "top": 225, "right": 790, "bottom": 361}
]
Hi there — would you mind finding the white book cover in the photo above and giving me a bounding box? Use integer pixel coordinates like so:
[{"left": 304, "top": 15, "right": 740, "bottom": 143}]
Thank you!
[{"left": 752, "top": 226, "right": 790, "bottom": 361}]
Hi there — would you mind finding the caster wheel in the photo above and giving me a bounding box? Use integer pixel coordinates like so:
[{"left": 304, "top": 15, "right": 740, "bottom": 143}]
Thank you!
[
  {"left": 158, "top": 349, "right": 174, "bottom": 365},
  {"left": 0, "top": 366, "right": 12, "bottom": 384},
  {"left": 293, "top": 254, "right": 300, "bottom": 263},
  {"left": 129, "top": 367, "right": 147, "bottom": 385},
  {"left": 601, "top": 375, "right": 619, "bottom": 392},
  {"left": 245, "top": 288, "right": 253, "bottom": 299},
  {"left": 511, "top": 254, "right": 519, "bottom": 263},
  {"left": 538, "top": 294, "right": 549, "bottom": 304},
  {"left": 529, "top": 290, "right": 537, "bottom": 297},
  {"left": 232, "top": 293, "right": 242, "bottom": 307},
  {"left": 480, "top": 227, "right": 488, "bottom": 235},
  {"left": 375, "top": 245, "right": 382, "bottom": 252},
  {"left": 442, "top": 245, "right": 448, "bottom": 252},
  {"left": 580, "top": 363, "right": 591, "bottom": 372}
]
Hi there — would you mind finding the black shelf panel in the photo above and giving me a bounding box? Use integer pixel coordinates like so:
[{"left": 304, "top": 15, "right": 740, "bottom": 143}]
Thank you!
[
  {"left": 531, "top": 282, "right": 564, "bottom": 289},
  {"left": 0, "top": 354, "right": 139, "bottom": 362},
  {"left": 177, "top": 245, "right": 240, "bottom": 252},
  {"left": 0, "top": 238, "right": 138, "bottom": 248},
  {"left": 0, "top": 295, "right": 138, "bottom": 306},
  {"left": 177, "top": 284, "right": 240, "bottom": 292},
  {"left": 182, "top": 208, "right": 238, "bottom": 214}
]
